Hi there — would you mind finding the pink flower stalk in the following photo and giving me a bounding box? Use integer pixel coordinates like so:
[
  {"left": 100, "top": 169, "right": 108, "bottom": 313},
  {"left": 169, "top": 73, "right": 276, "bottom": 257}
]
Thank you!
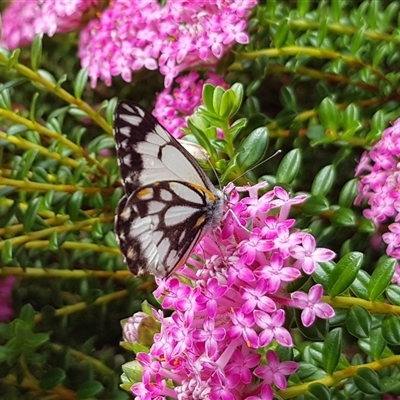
[
  {"left": 0, "top": 276, "right": 16, "bottom": 322},
  {"left": 78, "top": 0, "right": 256, "bottom": 87},
  {"left": 153, "top": 71, "right": 228, "bottom": 138},
  {"left": 126, "top": 184, "right": 335, "bottom": 399},
  {"left": 355, "top": 119, "right": 400, "bottom": 276},
  {"left": 1, "top": 0, "right": 98, "bottom": 50}
]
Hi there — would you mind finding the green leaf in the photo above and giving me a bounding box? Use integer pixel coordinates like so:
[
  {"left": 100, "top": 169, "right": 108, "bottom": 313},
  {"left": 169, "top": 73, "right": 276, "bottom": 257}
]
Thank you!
[
  {"left": 39, "top": 368, "right": 66, "bottom": 390},
  {"left": 331, "top": 207, "right": 357, "bottom": 227},
  {"left": 386, "top": 285, "right": 400, "bottom": 306},
  {"left": 48, "top": 230, "right": 59, "bottom": 250},
  {"left": 77, "top": 380, "right": 105, "bottom": 399},
  {"left": 23, "top": 197, "right": 40, "bottom": 232},
  {"left": 74, "top": 68, "right": 88, "bottom": 99},
  {"left": 368, "top": 256, "right": 396, "bottom": 301},
  {"left": 305, "top": 383, "right": 331, "bottom": 400},
  {"left": 327, "top": 252, "right": 363, "bottom": 297},
  {"left": 276, "top": 149, "right": 301, "bottom": 184},
  {"left": 237, "top": 127, "right": 269, "bottom": 171},
  {"left": 7, "top": 49, "right": 20, "bottom": 70},
  {"left": 1, "top": 240, "right": 13, "bottom": 263},
  {"left": 212, "top": 86, "right": 225, "bottom": 117},
  {"left": 382, "top": 313, "right": 400, "bottom": 345},
  {"left": 302, "top": 195, "right": 330, "bottom": 216},
  {"left": 26, "top": 332, "right": 50, "bottom": 348},
  {"left": 19, "top": 304, "right": 35, "bottom": 326},
  {"left": 228, "top": 83, "right": 244, "bottom": 118},
  {"left": 311, "top": 165, "right": 336, "bottom": 196},
  {"left": 353, "top": 368, "right": 381, "bottom": 394},
  {"left": 346, "top": 306, "right": 371, "bottom": 338},
  {"left": 338, "top": 179, "right": 358, "bottom": 208},
  {"left": 68, "top": 191, "right": 84, "bottom": 221},
  {"left": 318, "top": 98, "right": 339, "bottom": 132},
  {"left": 358, "top": 328, "right": 387, "bottom": 360},
  {"left": 274, "top": 18, "right": 289, "bottom": 48},
  {"left": 202, "top": 84, "right": 215, "bottom": 113},
  {"left": 298, "top": 0, "right": 311, "bottom": 17},
  {"left": 321, "top": 328, "right": 342, "bottom": 374},
  {"left": 31, "top": 35, "right": 43, "bottom": 71},
  {"left": 350, "top": 270, "right": 371, "bottom": 300},
  {"left": 105, "top": 97, "right": 118, "bottom": 125}
]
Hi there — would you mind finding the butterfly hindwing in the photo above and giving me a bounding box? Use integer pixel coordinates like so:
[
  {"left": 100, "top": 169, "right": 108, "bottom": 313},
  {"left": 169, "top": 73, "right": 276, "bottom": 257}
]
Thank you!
[{"left": 113, "top": 100, "right": 224, "bottom": 277}]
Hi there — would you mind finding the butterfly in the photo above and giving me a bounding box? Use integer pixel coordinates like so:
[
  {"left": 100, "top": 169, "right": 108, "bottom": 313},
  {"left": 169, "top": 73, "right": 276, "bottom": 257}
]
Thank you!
[{"left": 113, "top": 100, "right": 224, "bottom": 278}]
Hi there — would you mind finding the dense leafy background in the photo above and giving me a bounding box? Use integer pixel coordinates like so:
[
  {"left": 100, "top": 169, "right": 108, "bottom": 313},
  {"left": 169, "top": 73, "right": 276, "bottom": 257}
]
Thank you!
[{"left": 1, "top": 0, "right": 400, "bottom": 399}]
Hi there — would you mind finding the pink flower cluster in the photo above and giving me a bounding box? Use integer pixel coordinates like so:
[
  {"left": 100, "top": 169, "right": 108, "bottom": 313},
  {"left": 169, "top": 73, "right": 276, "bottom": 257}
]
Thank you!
[
  {"left": 124, "top": 183, "right": 335, "bottom": 399},
  {"left": 153, "top": 71, "right": 228, "bottom": 138},
  {"left": 0, "top": 0, "right": 98, "bottom": 50},
  {"left": 0, "top": 276, "right": 16, "bottom": 322},
  {"left": 78, "top": 0, "right": 256, "bottom": 87},
  {"left": 355, "top": 119, "right": 400, "bottom": 278}
]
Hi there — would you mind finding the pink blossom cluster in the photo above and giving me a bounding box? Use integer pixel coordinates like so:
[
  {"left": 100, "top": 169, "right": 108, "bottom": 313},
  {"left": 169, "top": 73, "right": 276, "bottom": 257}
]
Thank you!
[
  {"left": 355, "top": 119, "right": 400, "bottom": 280},
  {"left": 0, "top": 276, "right": 16, "bottom": 322},
  {"left": 153, "top": 71, "right": 228, "bottom": 138},
  {"left": 0, "top": 0, "right": 98, "bottom": 50},
  {"left": 123, "top": 183, "right": 335, "bottom": 400},
  {"left": 78, "top": 0, "right": 256, "bottom": 87}
]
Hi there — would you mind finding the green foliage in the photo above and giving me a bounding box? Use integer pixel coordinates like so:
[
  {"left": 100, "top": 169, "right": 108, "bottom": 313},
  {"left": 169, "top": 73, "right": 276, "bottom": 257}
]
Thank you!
[{"left": 0, "top": 0, "right": 400, "bottom": 398}]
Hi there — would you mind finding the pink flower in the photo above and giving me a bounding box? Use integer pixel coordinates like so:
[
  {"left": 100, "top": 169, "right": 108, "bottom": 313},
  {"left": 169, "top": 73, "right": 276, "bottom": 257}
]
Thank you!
[
  {"left": 77, "top": 0, "right": 256, "bottom": 88},
  {"left": 355, "top": 119, "right": 400, "bottom": 264},
  {"left": 1, "top": 0, "right": 98, "bottom": 49},
  {"left": 124, "top": 185, "right": 334, "bottom": 398},
  {"left": 0, "top": 276, "right": 16, "bottom": 322},
  {"left": 291, "top": 284, "right": 335, "bottom": 327},
  {"left": 289, "top": 233, "right": 336, "bottom": 274},
  {"left": 254, "top": 350, "right": 299, "bottom": 397}
]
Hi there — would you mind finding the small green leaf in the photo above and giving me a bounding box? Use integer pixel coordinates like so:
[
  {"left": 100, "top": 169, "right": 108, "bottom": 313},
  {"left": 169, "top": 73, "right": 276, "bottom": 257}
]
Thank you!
[
  {"left": 338, "top": 179, "right": 358, "bottom": 208},
  {"left": 350, "top": 270, "right": 370, "bottom": 300},
  {"left": 19, "top": 304, "right": 35, "bottom": 326},
  {"left": 382, "top": 313, "right": 400, "bottom": 345},
  {"left": 305, "top": 383, "right": 331, "bottom": 400},
  {"left": 39, "top": 368, "right": 66, "bottom": 390},
  {"left": 7, "top": 49, "right": 21, "bottom": 70},
  {"left": 202, "top": 84, "right": 215, "bottom": 113},
  {"left": 77, "top": 380, "right": 104, "bottom": 399},
  {"left": 91, "top": 220, "right": 103, "bottom": 240},
  {"left": 318, "top": 98, "right": 339, "bottom": 132},
  {"left": 237, "top": 127, "right": 269, "bottom": 171},
  {"left": 74, "top": 68, "right": 88, "bottom": 99},
  {"left": 23, "top": 197, "right": 40, "bottom": 232},
  {"left": 368, "top": 256, "right": 396, "bottom": 301},
  {"left": 276, "top": 149, "right": 301, "bottom": 184},
  {"left": 298, "top": 0, "right": 311, "bottom": 17},
  {"left": 228, "top": 83, "right": 244, "bottom": 118},
  {"left": 321, "top": 328, "right": 342, "bottom": 374},
  {"left": 353, "top": 368, "right": 381, "bottom": 394},
  {"left": 212, "top": 86, "right": 225, "bottom": 117},
  {"left": 311, "top": 165, "right": 336, "bottom": 196},
  {"left": 68, "top": 191, "right": 84, "bottom": 221},
  {"left": 31, "top": 35, "right": 43, "bottom": 71},
  {"left": 331, "top": 207, "right": 357, "bottom": 227},
  {"left": 358, "top": 328, "right": 387, "bottom": 360},
  {"left": 105, "top": 97, "right": 118, "bottom": 125},
  {"left": 274, "top": 18, "right": 289, "bottom": 48},
  {"left": 386, "top": 285, "right": 400, "bottom": 305},
  {"left": 49, "top": 231, "right": 59, "bottom": 250},
  {"left": 302, "top": 195, "right": 330, "bottom": 216},
  {"left": 327, "top": 252, "right": 363, "bottom": 297},
  {"left": 346, "top": 305, "right": 371, "bottom": 338},
  {"left": 1, "top": 240, "right": 13, "bottom": 263},
  {"left": 26, "top": 332, "right": 50, "bottom": 348}
]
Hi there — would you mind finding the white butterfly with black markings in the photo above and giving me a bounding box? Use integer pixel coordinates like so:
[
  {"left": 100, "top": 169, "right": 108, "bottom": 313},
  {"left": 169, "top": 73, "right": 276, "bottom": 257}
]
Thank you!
[{"left": 113, "top": 100, "right": 224, "bottom": 278}]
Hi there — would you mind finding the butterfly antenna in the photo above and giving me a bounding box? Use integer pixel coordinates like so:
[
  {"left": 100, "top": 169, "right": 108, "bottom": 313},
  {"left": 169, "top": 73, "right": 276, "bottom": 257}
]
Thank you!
[{"left": 231, "top": 149, "right": 282, "bottom": 184}]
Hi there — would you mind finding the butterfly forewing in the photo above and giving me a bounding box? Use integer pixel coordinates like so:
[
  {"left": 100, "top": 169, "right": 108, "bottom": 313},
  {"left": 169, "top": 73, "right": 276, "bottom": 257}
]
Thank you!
[{"left": 113, "top": 100, "right": 224, "bottom": 277}]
